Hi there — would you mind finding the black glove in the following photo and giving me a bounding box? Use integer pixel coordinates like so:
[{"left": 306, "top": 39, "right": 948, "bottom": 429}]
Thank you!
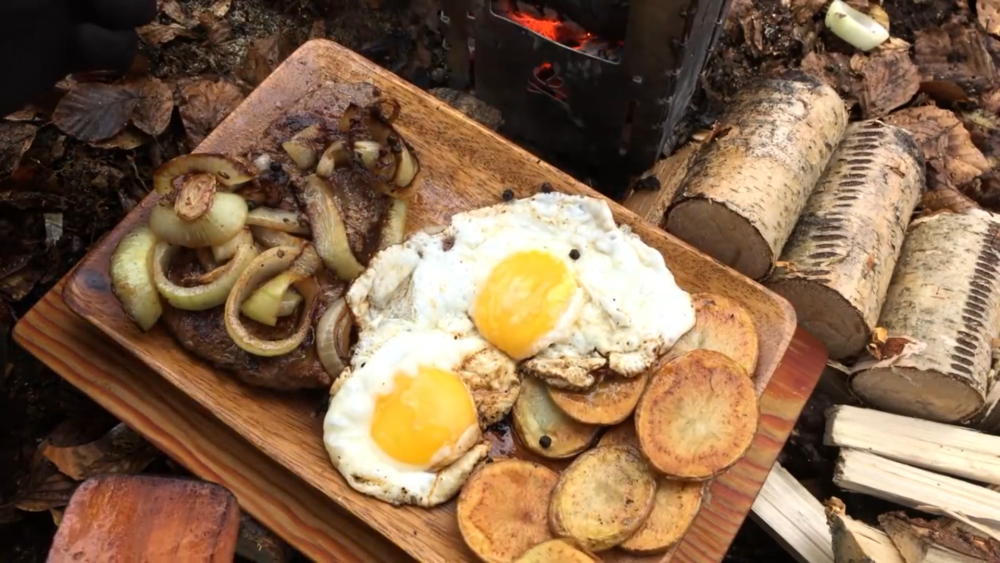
[{"left": 0, "top": 0, "right": 157, "bottom": 116}]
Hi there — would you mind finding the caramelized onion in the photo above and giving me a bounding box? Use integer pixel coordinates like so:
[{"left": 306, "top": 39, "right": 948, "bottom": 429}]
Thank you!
[
  {"left": 379, "top": 198, "right": 408, "bottom": 250},
  {"left": 152, "top": 237, "right": 258, "bottom": 311},
  {"left": 353, "top": 140, "right": 382, "bottom": 169},
  {"left": 392, "top": 141, "right": 419, "bottom": 188},
  {"left": 153, "top": 153, "right": 256, "bottom": 196},
  {"left": 250, "top": 226, "right": 306, "bottom": 249},
  {"left": 212, "top": 229, "right": 254, "bottom": 262},
  {"left": 174, "top": 173, "right": 218, "bottom": 221},
  {"left": 282, "top": 124, "right": 326, "bottom": 170},
  {"left": 339, "top": 103, "right": 361, "bottom": 134},
  {"left": 110, "top": 226, "right": 162, "bottom": 331},
  {"left": 247, "top": 207, "right": 310, "bottom": 235},
  {"left": 224, "top": 245, "right": 320, "bottom": 357},
  {"left": 316, "top": 297, "right": 352, "bottom": 378},
  {"left": 241, "top": 246, "right": 321, "bottom": 326},
  {"left": 316, "top": 141, "right": 352, "bottom": 178},
  {"left": 277, "top": 289, "right": 302, "bottom": 317},
  {"left": 298, "top": 174, "right": 364, "bottom": 280},
  {"left": 149, "top": 192, "right": 248, "bottom": 248}
]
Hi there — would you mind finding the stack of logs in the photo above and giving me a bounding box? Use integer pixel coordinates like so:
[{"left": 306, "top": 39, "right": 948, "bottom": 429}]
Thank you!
[{"left": 625, "top": 71, "right": 1000, "bottom": 561}]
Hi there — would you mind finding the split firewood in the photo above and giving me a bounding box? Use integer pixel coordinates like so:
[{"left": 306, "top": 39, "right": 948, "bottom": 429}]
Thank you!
[
  {"left": 850, "top": 210, "right": 1000, "bottom": 423},
  {"left": 826, "top": 498, "right": 904, "bottom": 563},
  {"left": 665, "top": 71, "right": 848, "bottom": 279},
  {"left": 767, "top": 120, "right": 924, "bottom": 359},
  {"left": 833, "top": 450, "right": 1000, "bottom": 528},
  {"left": 825, "top": 405, "right": 1000, "bottom": 487},
  {"left": 751, "top": 462, "right": 834, "bottom": 563},
  {"left": 879, "top": 512, "right": 1000, "bottom": 563}
]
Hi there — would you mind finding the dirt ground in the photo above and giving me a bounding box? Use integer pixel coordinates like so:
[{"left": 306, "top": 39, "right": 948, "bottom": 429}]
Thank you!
[{"left": 3, "top": 0, "right": 999, "bottom": 560}]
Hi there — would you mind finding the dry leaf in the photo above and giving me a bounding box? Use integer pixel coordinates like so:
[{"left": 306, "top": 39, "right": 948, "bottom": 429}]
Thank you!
[
  {"left": 800, "top": 51, "right": 861, "bottom": 104},
  {"left": 961, "top": 171, "right": 1000, "bottom": 213},
  {"left": 853, "top": 49, "right": 920, "bottom": 118},
  {"left": 199, "top": 13, "right": 232, "bottom": 45},
  {"left": 52, "top": 84, "right": 137, "bottom": 142},
  {"left": 867, "top": 330, "right": 917, "bottom": 361},
  {"left": 0, "top": 123, "right": 37, "bottom": 177},
  {"left": 137, "top": 22, "right": 193, "bottom": 45},
  {"left": 919, "top": 186, "right": 979, "bottom": 215},
  {"left": 915, "top": 22, "right": 996, "bottom": 88},
  {"left": 89, "top": 127, "right": 150, "bottom": 150},
  {"left": 885, "top": 106, "right": 990, "bottom": 189},
  {"left": 980, "top": 0, "right": 1000, "bottom": 36},
  {"left": 177, "top": 79, "right": 244, "bottom": 149},
  {"left": 868, "top": 4, "right": 889, "bottom": 32},
  {"left": 162, "top": 0, "right": 190, "bottom": 24},
  {"left": 982, "top": 89, "right": 1000, "bottom": 115},
  {"left": 209, "top": 0, "right": 232, "bottom": 18},
  {"left": 5, "top": 106, "right": 38, "bottom": 121},
  {"left": 309, "top": 20, "right": 326, "bottom": 40},
  {"left": 919, "top": 80, "right": 971, "bottom": 103},
  {"left": 128, "top": 77, "right": 174, "bottom": 136},
  {"left": 239, "top": 32, "right": 297, "bottom": 86},
  {"left": 14, "top": 451, "right": 78, "bottom": 512},
  {"left": 42, "top": 423, "right": 158, "bottom": 481}
]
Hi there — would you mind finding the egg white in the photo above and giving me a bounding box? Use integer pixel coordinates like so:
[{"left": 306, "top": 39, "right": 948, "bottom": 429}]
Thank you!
[{"left": 323, "top": 329, "right": 490, "bottom": 507}]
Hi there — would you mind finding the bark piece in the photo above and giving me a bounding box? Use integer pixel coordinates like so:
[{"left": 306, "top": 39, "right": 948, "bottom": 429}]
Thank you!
[
  {"left": 825, "top": 405, "right": 1000, "bottom": 486},
  {"left": 768, "top": 121, "right": 924, "bottom": 359},
  {"left": 48, "top": 475, "right": 240, "bottom": 562},
  {"left": 833, "top": 450, "right": 1000, "bottom": 527},
  {"left": 850, "top": 210, "right": 1000, "bottom": 422},
  {"left": 880, "top": 512, "right": 1000, "bottom": 562},
  {"left": 666, "top": 72, "right": 848, "bottom": 279},
  {"left": 885, "top": 106, "right": 989, "bottom": 191}
]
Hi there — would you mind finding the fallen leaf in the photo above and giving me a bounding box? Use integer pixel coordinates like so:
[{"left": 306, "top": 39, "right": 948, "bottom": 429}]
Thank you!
[
  {"left": 853, "top": 49, "right": 920, "bottom": 118},
  {"left": 915, "top": 22, "right": 996, "bottom": 89},
  {"left": 980, "top": 0, "right": 1000, "bottom": 36},
  {"left": 309, "top": 20, "right": 326, "bottom": 40},
  {"left": 919, "top": 186, "right": 979, "bottom": 215},
  {"left": 177, "top": 79, "right": 244, "bottom": 149},
  {"left": 137, "top": 22, "right": 193, "bottom": 45},
  {"left": 885, "top": 106, "right": 990, "bottom": 190},
  {"left": 868, "top": 3, "right": 889, "bottom": 32},
  {"left": 199, "top": 12, "right": 231, "bottom": 45},
  {"left": 209, "top": 0, "right": 232, "bottom": 18},
  {"left": 800, "top": 51, "right": 861, "bottom": 104},
  {"left": 50, "top": 508, "right": 64, "bottom": 527},
  {"left": 128, "top": 77, "right": 174, "bottom": 136},
  {"left": 0, "top": 123, "right": 37, "bottom": 177},
  {"left": 5, "top": 106, "right": 38, "bottom": 121},
  {"left": 162, "top": 0, "right": 190, "bottom": 24},
  {"left": 52, "top": 84, "right": 137, "bottom": 142},
  {"left": 238, "top": 32, "right": 297, "bottom": 86},
  {"left": 982, "top": 88, "right": 1000, "bottom": 115},
  {"left": 88, "top": 127, "right": 150, "bottom": 150},
  {"left": 42, "top": 423, "right": 159, "bottom": 481},
  {"left": 961, "top": 171, "right": 1000, "bottom": 212},
  {"left": 14, "top": 449, "right": 78, "bottom": 512},
  {"left": 919, "top": 80, "right": 970, "bottom": 103}
]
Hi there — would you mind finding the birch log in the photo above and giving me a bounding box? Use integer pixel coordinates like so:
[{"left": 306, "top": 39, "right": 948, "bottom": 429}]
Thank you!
[
  {"left": 851, "top": 210, "right": 1000, "bottom": 423},
  {"left": 665, "top": 72, "right": 848, "bottom": 279},
  {"left": 767, "top": 121, "right": 924, "bottom": 359}
]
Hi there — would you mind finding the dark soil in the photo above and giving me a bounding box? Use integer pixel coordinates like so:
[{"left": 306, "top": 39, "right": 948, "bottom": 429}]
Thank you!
[{"left": 2, "top": 0, "right": 996, "bottom": 560}]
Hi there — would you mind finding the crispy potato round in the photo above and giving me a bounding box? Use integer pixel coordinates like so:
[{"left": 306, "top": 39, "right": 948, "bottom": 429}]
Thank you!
[
  {"left": 549, "top": 445, "right": 657, "bottom": 552},
  {"left": 457, "top": 459, "right": 560, "bottom": 563},
  {"left": 598, "top": 418, "right": 705, "bottom": 553},
  {"left": 666, "top": 293, "right": 759, "bottom": 377},
  {"left": 636, "top": 349, "right": 759, "bottom": 480},
  {"left": 513, "top": 375, "right": 600, "bottom": 459},
  {"left": 548, "top": 372, "right": 648, "bottom": 425},
  {"left": 514, "top": 539, "right": 598, "bottom": 562}
]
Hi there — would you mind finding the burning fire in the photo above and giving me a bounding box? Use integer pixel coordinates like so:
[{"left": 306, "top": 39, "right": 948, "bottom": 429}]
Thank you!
[{"left": 497, "top": 1, "right": 623, "bottom": 61}]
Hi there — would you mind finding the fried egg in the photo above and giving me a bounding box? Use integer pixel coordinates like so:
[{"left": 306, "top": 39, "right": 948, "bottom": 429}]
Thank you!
[
  {"left": 323, "top": 330, "right": 491, "bottom": 507},
  {"left": 348, "top": 192, "right": 695, "bottom": 390}
]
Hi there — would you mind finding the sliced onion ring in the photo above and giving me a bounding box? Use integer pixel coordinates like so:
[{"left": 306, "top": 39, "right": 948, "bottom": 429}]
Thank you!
[
  {"left": 240, "top": 246, "right": 321, "bottom": 327},
  {"left": 212, "top": 228, "right": 254, "bottom": 262},
  {"left": 282, "top": 124, "right": 326, "bottom": 170},
  {"left": 149, "top": 192, "right": 248, "bottom": 248},
  {"left": 224, "top": 245, "right": 320, "bottom": 357},
  {"left": 298, "top": 174, "right": 364, "bottom": 280},
  {"left": 378, "top": 198, "right": 408, "bottom": 251},
  {"left": 153, "top": 237, "right": 259, "bottom": 311},
  {"left": 250, "top": 226, "right": 306, "bottom": 249},
  {"left": 316, "top": 297, "right": 353, "bottom": 378},
  {"left": 278, "top": 289, "right": 302, "bottom": 317},
  {"left": 110, "top": 226, "right": 162, "bottom": 331},
  {"left": 316, "top": 141, "right": 352, "bottom": 178},
  {"left": 392, "top": 141, "right": 419, "bottom": 188},
  {"left": 247, "top": 207, "right": 310, "bottom": 235},
  {"left": 153, "top": 153, "right": 256, "bottom": 196}
]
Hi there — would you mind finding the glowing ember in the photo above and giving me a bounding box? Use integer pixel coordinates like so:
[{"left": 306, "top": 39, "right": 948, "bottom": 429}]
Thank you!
[{"left": 495, "top": 1, "right": 623, "bottom": 61}]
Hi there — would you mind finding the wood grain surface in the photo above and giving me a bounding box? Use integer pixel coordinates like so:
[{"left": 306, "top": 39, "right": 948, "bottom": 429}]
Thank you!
[
  {"left": 16, "top": 39, "right": 824, "bottom": 562},
  {"left": 48, "top": 474, "right": 240, "bottom": 562}
]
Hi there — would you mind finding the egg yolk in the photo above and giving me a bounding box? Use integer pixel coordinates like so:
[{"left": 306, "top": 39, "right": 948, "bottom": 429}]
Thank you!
[
  {"left": 370, "top": 366, "right": 478, "bottom": 467},
  {"left": 471, "top": 250, "right": 577, "bottom": 360}
]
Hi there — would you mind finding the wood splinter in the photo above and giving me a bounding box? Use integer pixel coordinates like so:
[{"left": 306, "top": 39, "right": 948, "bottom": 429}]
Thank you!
[
  {"left": 665, "top": 71, "right": 848, "bottom": 280},
  {"left": 767, "top": 120, "right": 924, "bottom": 360},
  {"left": 850, "top": 209, "right": 1000, "bottom": 423}
]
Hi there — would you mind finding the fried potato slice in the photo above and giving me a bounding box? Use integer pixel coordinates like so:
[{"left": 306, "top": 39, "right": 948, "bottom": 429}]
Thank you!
[
  {"left": 666, "top": 293, "right": 759, "bottom": 377},
  {"left": 549, "top": 445, "right": 657, "bottom": 552},
  {"left": 598, "top": 420, "right": 705, "bottom": 553},
  {"left": 457, "top": 459, "right": 560, "bottom": 563},
  {"left": 636, "top": 349, "right": 759, "bottom": 480},
  {"left": 548, "top": 372, "right": 648, "bottom": 425},
  {"left": 513, "top": 539, "right": 599, "bottom": 562},
  {"left": 513, "top": 375, "right": 600, "bottom": 459}
]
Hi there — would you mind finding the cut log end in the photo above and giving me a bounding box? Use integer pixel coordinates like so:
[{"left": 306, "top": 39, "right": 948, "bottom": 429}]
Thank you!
[
  {"left": 851, "top": 367, "right": 986, "bottom": 423},
  {"left": 666, "top": 198, "right": 774, "bottom": 279},
  {"left": 768, "top": 278, "right": 869, "bottom": 360}
]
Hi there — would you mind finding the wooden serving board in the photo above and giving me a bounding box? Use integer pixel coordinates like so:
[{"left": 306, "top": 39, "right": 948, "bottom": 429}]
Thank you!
[{"left": 53, "top": 39, "right": 811, "bottom": 562}]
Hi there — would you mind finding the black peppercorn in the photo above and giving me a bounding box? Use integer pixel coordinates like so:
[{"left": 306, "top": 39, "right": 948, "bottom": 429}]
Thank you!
[
  {"left": 539, "top": 182, "right": 554, "bottom": 193},
  {"left": 539, "top": 435, "right": 552, "bottom": 449},
  {"left": 569, "top": 249, "right": 580, "bottom": 260},
  {"left": 502, "top": 188, "right": 514, "bottom": 201},
  {"left": 269, "top": 161, "right": 282, "bottom": 173}
]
